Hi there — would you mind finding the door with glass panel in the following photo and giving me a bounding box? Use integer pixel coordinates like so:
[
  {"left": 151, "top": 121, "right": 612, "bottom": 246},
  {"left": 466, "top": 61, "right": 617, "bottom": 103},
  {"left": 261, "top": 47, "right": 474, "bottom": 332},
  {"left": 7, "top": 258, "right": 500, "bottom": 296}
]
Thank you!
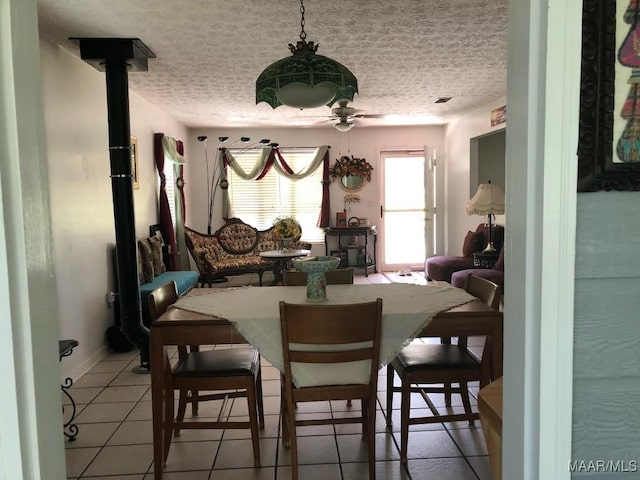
[{"left": 379, "top": 149, "right": 434, "bottom": 272}]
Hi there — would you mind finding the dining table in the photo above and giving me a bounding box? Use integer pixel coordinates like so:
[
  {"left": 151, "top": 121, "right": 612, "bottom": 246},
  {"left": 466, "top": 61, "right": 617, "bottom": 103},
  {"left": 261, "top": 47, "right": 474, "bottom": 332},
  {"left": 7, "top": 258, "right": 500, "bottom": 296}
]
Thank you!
[{"left": 149, "top": 283, "right": 503, "bottom": 479}]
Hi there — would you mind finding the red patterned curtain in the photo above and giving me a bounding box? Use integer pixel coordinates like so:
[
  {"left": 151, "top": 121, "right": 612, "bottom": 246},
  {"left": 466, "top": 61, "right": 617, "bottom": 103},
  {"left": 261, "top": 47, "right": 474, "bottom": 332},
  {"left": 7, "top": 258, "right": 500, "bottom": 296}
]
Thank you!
[{"left": 318, "top": 150, "right": 331, "bottom": 227}]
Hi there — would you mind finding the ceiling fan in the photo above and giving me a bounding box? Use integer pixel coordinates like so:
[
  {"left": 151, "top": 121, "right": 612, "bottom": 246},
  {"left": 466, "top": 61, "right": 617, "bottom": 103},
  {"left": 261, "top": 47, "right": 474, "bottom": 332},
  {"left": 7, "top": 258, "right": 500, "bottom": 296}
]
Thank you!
[{"left": 316, "top": 100, "right": 385, "bottom": 131}]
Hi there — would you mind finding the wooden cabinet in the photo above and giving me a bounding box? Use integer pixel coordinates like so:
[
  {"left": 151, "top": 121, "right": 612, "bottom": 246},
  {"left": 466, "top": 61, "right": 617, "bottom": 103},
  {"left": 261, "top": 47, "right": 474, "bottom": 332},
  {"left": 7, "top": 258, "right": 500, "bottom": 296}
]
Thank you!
[{"left": 324, "top": 226, "right": 377, "bottom": 276}]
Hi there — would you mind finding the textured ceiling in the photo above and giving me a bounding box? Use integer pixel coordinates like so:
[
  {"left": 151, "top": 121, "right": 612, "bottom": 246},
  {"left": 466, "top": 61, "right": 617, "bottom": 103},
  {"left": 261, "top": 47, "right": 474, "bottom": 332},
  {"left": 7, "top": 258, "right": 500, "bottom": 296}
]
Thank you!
[{"left": 37, "top": 0, "right": 508, "bottom": 129}]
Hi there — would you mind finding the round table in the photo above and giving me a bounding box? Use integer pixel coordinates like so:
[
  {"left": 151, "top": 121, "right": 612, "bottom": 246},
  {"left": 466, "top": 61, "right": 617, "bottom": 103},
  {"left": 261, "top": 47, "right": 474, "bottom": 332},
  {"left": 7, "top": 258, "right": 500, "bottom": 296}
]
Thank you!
[{"left": 259, "top": 249, "right": 310, "bottom": 285}]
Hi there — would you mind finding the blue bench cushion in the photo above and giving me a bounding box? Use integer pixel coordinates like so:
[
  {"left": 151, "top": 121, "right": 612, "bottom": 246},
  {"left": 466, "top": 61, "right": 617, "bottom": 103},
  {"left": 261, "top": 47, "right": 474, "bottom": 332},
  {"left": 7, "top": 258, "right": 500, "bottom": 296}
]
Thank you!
[{"left": 139, "top": 270, "right": 199, "bottom": 298}]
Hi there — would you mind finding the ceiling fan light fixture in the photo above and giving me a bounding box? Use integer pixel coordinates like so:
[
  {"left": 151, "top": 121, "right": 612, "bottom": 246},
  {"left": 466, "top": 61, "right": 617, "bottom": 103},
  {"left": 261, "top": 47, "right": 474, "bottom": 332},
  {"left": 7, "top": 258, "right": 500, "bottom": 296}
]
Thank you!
[
  {"left": 256, "top": 0, "right": 358, "bottom": 110},
  {"left": 334, "top": 120, "right": 355, "bottom": 132}
]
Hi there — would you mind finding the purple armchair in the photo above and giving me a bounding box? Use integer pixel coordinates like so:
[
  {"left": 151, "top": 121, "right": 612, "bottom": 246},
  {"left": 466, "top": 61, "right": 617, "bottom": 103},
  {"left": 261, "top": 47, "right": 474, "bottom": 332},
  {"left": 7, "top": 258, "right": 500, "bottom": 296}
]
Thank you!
[{"left": 425, "top": 223, "right": 504, "bottom": 285}]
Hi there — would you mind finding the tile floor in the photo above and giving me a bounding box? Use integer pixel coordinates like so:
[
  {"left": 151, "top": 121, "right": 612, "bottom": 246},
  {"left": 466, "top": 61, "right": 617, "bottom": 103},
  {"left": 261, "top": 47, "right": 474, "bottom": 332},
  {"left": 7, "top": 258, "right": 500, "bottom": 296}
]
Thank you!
[{"left": 63, "top": 272, "right": 493, "bottom": 480}]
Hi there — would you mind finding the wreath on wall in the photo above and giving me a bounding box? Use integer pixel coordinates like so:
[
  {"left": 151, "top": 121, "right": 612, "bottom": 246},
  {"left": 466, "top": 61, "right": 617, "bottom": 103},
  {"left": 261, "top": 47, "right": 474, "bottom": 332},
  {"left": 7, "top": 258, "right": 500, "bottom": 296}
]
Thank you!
[{"left": 329, "top": 155, "right": 374, "bottom": 181}]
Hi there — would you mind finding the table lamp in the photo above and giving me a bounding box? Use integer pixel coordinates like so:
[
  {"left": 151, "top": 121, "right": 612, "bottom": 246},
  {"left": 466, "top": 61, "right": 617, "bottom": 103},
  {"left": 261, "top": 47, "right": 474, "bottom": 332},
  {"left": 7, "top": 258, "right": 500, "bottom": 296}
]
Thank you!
[{"left": 466, "top": 181, "right": 505, "bottom": 252}]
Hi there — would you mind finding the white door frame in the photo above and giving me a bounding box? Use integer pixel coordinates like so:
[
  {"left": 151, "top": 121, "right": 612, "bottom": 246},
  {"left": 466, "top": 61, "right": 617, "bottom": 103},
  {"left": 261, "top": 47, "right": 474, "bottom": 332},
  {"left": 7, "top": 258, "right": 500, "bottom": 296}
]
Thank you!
[
  {"left": 1, "top": 0, "right": 66, "bottom": 477},
  {"left": 502, "top": 0, "right": 578, "bottom": 478},
  {"left": 377, "top": 146, "right": 435, "bottom": 271}
]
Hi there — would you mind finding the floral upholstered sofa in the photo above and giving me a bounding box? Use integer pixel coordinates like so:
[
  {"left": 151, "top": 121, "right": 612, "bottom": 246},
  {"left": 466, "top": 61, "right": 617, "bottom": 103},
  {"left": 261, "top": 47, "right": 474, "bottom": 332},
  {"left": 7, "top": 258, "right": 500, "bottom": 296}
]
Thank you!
[{"left": 185, "top": 217, "right": 311, "bottom": 286}]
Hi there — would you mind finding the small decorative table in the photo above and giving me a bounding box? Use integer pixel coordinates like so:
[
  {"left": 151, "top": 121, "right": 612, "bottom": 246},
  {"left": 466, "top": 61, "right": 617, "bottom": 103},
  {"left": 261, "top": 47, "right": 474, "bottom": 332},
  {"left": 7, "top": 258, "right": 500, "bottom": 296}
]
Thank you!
[{"left": 259, "top": 249, "right": 310, "bottom": 285}]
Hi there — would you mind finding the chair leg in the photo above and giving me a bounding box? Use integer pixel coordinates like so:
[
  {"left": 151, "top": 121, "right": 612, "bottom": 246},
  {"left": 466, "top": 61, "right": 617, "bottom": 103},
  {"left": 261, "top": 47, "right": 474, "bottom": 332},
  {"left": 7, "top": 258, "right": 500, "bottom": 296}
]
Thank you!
[
  {"left": 280, "top": 382, "right": 290, "bottom": 447},
  {"left": 460, "top": 381, "right": 475, "bottom": 426},
  {"left": 256, "top": 360, "right": 265, "bottom": 428},
  {"left": 367, "top": 396, "right": 377, "bottom": 480},
  {"left": 174, "top": 389, "right": 188, "bottom": 436},
  {"left": 163, "top": 383, "right": 175, "bottom": 464},
  {"left": 361, "top": 399, "right": 368, "bottom": 439},
  {"left": 386, "top": 365, "right": 394, "bottom": 428},
  {"left": 286, "top": 396, "right": 299, "bottom": 480},
  {"left": 400, "top": 377, "right": 411, "bottom": 465},
  {"left": 444, "top": 385, "right": 453, "bottom": 406},
  {"left": 246, "top": 379, "right": 261, "bottom": 467}
]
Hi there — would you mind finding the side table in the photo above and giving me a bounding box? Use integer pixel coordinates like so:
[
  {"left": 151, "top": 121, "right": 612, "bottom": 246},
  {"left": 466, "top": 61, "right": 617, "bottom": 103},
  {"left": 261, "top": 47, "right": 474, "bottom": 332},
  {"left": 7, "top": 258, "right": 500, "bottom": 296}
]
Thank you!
[{"left": 473, "top": 251, "right": 499, "bottom": 269}]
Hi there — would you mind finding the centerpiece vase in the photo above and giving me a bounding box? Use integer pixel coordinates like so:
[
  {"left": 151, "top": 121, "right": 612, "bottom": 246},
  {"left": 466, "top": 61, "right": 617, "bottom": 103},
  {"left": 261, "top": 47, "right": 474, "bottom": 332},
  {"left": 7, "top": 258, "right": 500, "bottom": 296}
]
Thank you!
[{"left": 291, "top": 256, "right": 341, "bottom": 302}]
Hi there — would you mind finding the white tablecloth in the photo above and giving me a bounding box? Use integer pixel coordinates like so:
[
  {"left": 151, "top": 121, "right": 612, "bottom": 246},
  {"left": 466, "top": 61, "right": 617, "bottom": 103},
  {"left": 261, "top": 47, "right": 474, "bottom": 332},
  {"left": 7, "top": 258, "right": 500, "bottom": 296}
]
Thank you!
[{"left": 174, "top": 283, "right": 474, "bottom": 387}]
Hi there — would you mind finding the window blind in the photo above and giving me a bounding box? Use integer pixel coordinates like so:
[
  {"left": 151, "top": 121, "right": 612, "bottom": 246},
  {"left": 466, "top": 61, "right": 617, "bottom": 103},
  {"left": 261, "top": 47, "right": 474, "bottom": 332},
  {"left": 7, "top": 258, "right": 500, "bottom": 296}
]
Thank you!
[{"left": 228, "top": 148, "right": 324, "bottom": 242}]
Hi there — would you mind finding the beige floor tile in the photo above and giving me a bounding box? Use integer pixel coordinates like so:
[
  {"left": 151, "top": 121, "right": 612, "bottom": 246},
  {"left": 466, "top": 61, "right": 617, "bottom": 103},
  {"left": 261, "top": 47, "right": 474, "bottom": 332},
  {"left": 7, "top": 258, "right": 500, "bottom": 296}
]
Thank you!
[
  {"left": 260, "top": 379, "right": 280, "bottom": 397},
  {"left": 222, "top": 413, "right": 279, "bottom": 440},
  {"left": 393, "top": 430, "right": 462, "bottom": 459},
  {"left": 83, "top": 444, "right": 152, "bottom": 476},
  {"left": 144, "top": 471, "right": 209, "bottom": 480},
  {"left": 92, "top": 385, "right": 149, "bottom": 403},
  {"left": 447, "top": 427, "right": 488, "bottom": 456},
  {"left": 126, "top": 401, "right": 153, "bottom": 421},
  {"left": 406, "top": 457, "right": 479, "bottom": 479},
  {"left": 276, "top": 463, "right": 341, "bottom": 479},
  {"left": 110, "top": 370, "right": 152, "bottom": 386},
  {"left": 87, "top": 360, "right": 130, "bottom": 374},
  {"left": 213, "top": 437, "right": 277, "bottom": 469},
  {"left": 63, "top": 387, "right": 102, "bottom": 405},
  {"left": 204, "top": 467, "right": 275, "bottom": 480},
  {"left": 336, "top": 432, "right": 400, "bottom": 463},
  {"left": 260, "top": 366, "right": 280, "bottom": 380},
  {"left": 277, "top": 434, "right": 338, "bottom": 466},
  {"left": 163, "top": 440, "right": 219, "bottom": 472},
  {"left": 108, "top": 420, "right": 153, "bottom": 445},
  {"left": 64, "top": 422, "right": 119, "bottom": 449},
  {"left": 466, "top": 455, "right": 494, "bottom": 480},
  {"left": 64, "top": 446, "right": 100, "bottom": 478},
  {"left": 171, "top": 426, "right": 223, "bottom": 443},
  {"left": 83, "top": 475, "right": 144, "bottom": 480},
  {"left": 73, "top": 372, "right": 118, "bottom": 388},
  {"left": 342, "top": 460, "right": 411, "bottom": 480},
  {"left": 75, "top": 402, "right": 136, "bottom": 423},
  {"left": 261, "top": 395, "right": 281, "bottom": 415}
]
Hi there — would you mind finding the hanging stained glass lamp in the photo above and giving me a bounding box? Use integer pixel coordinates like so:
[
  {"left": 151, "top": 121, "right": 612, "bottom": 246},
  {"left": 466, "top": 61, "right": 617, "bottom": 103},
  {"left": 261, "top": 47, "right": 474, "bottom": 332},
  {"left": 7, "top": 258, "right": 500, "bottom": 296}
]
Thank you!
[{"left": 256, "top": 0, "right": 358, "bottom": 109}]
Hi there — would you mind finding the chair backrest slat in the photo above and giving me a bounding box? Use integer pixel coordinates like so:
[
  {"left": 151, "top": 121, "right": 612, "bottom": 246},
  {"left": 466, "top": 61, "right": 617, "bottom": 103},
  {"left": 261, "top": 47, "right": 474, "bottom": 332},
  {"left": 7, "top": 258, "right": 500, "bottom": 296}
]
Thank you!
[
  {"left": 465, "top": 275, "right": 501, "bottom": 311},
  {"left": 279, "top": 299, "right": 383, "bottom": 385},
  {"left": 148, "top": 281, "right": 179, "bottom": 321}
]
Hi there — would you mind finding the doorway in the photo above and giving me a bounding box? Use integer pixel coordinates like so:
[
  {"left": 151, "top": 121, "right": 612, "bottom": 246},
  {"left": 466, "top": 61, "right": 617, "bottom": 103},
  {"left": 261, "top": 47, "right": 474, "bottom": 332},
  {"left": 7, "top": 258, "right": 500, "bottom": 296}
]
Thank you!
[{"left": 379, "top": 149, "right": 434, "bottom": 272}]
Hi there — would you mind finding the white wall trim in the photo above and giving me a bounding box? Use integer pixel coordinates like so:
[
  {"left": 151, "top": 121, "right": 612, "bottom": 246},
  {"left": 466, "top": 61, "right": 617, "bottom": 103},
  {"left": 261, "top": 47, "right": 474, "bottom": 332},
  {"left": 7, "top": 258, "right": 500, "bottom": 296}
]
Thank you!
[
  {"left": 0, "top": 0, "right": 66, "bottom": 477},
  {"left": 504, "top": 0, "right": 577, "bottom": 478}
]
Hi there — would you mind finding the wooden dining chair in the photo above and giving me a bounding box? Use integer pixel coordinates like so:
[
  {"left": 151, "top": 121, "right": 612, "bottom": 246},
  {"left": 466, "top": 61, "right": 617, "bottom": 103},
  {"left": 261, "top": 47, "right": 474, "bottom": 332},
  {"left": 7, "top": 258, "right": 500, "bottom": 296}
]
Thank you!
[
  {"left": 279, "top": 299, "right": 383, "bottom": 480},
  {"left": 148, "top": 282, "right": 265, "bottom": 467},
  {"left": 282, "top": 267, "right": 355, "bottom": 286},
  {"left": 386, "top": 276, "right": 502, "bottom": 464}
]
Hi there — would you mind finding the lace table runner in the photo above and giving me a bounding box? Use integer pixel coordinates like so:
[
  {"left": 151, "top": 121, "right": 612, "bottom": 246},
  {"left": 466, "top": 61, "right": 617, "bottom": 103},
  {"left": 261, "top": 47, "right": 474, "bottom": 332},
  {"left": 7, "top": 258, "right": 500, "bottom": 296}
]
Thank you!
[{"left": 175, "top": 283, "right": 474, "bottom": 387}]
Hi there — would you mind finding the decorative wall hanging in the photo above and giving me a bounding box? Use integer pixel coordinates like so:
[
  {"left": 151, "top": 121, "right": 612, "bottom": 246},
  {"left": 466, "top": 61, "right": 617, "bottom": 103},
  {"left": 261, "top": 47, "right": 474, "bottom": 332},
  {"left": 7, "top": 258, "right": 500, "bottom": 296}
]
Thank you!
[
  {"left": 330, "top": 155, "right": 373, "bottom": 192},
  {"left": 578, "top": 0, "right": 640, "bottom": 191}
]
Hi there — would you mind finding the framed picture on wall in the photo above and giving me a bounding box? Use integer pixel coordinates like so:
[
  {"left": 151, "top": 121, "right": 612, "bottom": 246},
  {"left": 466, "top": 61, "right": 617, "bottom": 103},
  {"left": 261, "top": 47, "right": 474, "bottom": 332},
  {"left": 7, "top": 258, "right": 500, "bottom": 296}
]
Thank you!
[
  {"left": 131, "top": 135, "right": 140, "bottom": 189},
  {"left": 336, "top": 211, "right": 347, "bottom": 227},
  {"left": 577, "top": 0, "right": 640, "bottom": 191}
]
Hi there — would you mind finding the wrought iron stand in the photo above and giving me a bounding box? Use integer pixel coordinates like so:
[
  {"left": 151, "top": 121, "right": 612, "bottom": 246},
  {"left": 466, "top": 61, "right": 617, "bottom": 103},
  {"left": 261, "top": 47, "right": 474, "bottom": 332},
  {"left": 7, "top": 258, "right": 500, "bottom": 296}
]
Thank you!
[{"left": 59, "top": 339, "right": 79, "bottom": 441}]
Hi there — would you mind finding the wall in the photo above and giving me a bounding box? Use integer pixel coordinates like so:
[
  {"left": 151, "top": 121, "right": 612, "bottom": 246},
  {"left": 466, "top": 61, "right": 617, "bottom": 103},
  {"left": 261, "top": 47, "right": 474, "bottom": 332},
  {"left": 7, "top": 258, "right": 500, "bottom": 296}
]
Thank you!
[
  {"left": 40, "top": 40, "right": 186, "bottom": 379},
  {"left": 185, "top": 125, "right": 445, "bottom": 257},
  {"left": 572, "top": 192, "right": 640, "bottom": 473},
  {"left": 444, "top": 97, "right": 506, "bottom": 255}
]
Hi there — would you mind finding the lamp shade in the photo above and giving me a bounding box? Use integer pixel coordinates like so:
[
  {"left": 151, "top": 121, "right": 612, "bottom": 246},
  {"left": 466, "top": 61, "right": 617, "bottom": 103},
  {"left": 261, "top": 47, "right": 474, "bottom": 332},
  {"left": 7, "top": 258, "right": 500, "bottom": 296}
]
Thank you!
[
  {"left": 334, "top": 120, "right": 355, "bottom": 132},
  {"left": 466, "top": 183, "right": 505, "bottom": 215},
  {"left": 256, "top": 41, "right": 358, "bottom": 109}
]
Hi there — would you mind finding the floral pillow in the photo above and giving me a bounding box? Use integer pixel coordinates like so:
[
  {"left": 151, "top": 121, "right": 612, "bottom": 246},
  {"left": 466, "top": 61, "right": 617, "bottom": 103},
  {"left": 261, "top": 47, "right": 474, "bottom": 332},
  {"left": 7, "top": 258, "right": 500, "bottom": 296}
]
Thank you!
[
  {"left": 148, "top": 232, "right": 166, "bottom": 275},
  {"left": 137, "top": 239, "right": 155, "bottom": 283}
]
